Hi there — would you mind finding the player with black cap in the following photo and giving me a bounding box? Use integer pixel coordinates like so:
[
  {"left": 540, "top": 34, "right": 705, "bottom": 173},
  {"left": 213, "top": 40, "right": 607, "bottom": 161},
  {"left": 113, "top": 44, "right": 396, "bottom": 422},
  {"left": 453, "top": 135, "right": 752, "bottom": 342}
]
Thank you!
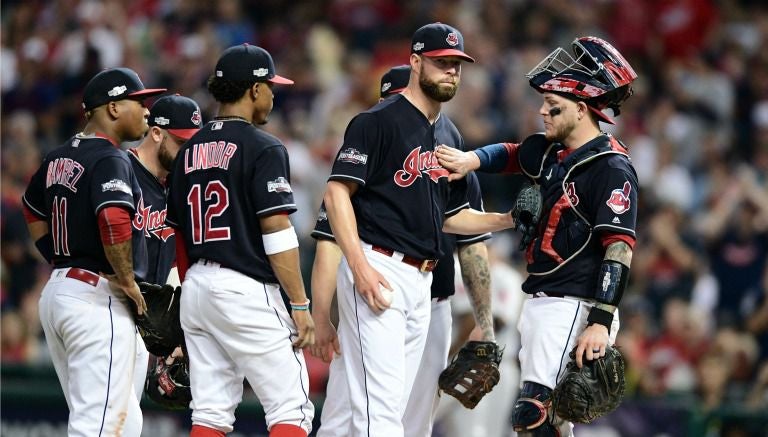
[
  {"left": 310, "top": 64, "right": 495, "bottom": 436},
  {"left": 130, "top": 94, "right": 202, "bottom": 285},
  {"left": 22, "top": 67, "right": 165, "bottom": 436},
  {"left": 165, "top": 44, "right": 315, "bottom": 437},
  {"left": 436, "top": 36, "right": 639, "bottom": 435},
  {"left": 318, "top": 23, "right": 514, "bottom": 436}
]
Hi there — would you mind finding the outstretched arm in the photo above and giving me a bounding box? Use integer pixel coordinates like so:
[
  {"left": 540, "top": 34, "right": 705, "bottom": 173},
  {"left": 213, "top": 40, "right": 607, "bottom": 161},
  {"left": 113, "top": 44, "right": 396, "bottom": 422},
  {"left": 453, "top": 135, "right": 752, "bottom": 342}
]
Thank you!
[{"left": 443, "top": 208, "right": 515, "bottom": 235}]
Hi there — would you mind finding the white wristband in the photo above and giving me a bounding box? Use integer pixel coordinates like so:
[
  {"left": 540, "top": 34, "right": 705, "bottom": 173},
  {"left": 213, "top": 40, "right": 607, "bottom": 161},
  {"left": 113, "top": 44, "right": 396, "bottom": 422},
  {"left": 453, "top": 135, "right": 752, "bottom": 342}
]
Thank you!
[{"left": 262, "top": 226, "right": 299, "bottom": 255}]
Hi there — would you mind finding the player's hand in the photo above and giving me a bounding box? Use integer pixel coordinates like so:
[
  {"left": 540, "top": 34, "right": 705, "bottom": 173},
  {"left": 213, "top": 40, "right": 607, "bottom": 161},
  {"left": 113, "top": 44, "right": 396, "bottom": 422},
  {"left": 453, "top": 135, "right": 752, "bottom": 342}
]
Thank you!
[
  {"left": 435, "top": 145, "right": 479, "bottom": 181},
  {"left": 574, "top": 323, "right": 609, "bottom": 368},
  {"left": 104, "top": 274, "right": 147, "bottom": 315},
  {"left": 165, "top": 346, "right": 184, "bottom": 365},
  {"left": 310, "top": 314, "right": 340, "bottom": 362},
  {"left": 291, "top": 309, "right": 315, "bottom": 349},
  {"left": 351, "top": 261, "right": 393, "bottom": 312}
]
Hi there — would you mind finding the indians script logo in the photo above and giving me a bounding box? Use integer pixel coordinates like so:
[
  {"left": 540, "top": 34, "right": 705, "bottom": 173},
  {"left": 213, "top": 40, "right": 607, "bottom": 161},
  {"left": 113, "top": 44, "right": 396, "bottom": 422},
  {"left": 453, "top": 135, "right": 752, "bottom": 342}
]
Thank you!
[
  {"left": 133, "top": 197, "right": 174, "bottom": 241},
  {"left": 394, "top": 147, "right": 449, "bottom": 187},
  {"left": 446, "top": 32, "right": 459, "bottom": 47},
  {"left": 606, "top": 181, "right": 631, "bottom": 214}
]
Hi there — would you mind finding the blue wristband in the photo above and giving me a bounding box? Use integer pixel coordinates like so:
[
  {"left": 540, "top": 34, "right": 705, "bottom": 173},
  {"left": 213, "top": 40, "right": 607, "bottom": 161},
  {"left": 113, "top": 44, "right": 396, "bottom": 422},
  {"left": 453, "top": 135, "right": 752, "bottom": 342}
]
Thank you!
[{"left": 475, "top": 143, "right": 511, "bottom": 173}]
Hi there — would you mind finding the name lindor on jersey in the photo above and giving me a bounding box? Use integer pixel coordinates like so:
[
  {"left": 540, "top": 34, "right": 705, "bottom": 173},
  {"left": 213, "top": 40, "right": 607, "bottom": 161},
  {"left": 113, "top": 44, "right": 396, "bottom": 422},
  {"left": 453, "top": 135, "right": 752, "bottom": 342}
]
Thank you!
[{"left": 184, "top": 141, "right": 238, "bottom": 173}]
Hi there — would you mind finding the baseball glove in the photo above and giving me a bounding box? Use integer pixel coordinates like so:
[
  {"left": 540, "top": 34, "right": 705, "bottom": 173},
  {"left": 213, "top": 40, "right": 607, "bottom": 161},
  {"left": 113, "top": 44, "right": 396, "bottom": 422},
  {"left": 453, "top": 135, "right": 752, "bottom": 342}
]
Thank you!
[
  {"left": 144, "top": 355, "right": 192, "bottom": 410},
  {"left": 438, "top": 341, "right": 503, "bottom": 409},
  {"left": 552, "top": 345, "right": 626, "bottom": 423},
  {"left": 134, "top": 282, "right": 184, "bottom": 357},
  {"left": 511, "top": 183, "right": 542, "bottom": 250}
]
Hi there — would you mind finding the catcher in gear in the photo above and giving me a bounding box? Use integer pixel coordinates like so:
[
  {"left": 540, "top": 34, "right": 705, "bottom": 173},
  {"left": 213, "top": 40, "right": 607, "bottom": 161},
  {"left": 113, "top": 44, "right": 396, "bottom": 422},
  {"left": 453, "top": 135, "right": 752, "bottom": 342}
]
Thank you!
[
  {"left": 438, "top": 341, "right": 503, "bottom": 409},
  {"left": 436, "top": 36, "right": 639, "bottom": 436},
  {"left": 145, "top": 355, "right": 192, "bottom": 410}
]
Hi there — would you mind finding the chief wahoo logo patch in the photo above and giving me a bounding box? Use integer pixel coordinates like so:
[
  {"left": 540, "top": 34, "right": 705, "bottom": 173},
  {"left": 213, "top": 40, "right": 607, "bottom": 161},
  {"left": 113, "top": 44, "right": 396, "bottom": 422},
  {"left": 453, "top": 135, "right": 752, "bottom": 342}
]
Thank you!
[{"left": 606, "top": 181, "right": 631, "bottom": 214}]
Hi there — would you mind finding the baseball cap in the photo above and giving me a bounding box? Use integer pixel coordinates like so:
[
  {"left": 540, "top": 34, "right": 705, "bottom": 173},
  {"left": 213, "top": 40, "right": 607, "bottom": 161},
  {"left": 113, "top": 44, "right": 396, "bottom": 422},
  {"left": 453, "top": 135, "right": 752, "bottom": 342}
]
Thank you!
[
  {"left": 411, "top": 23, "right": 475, "bottom": 63},
  {"left": 148, "top": 94, "right": 202, "bottom": 140},
  {"left": 214, "top": 44, "right": 294, "bottom": 85},
  {"left": 380, "top": 65, "right": 410, "bottom": 98},
  {"left": 82, "top": 68, "right": 166, "bottom": 111}
]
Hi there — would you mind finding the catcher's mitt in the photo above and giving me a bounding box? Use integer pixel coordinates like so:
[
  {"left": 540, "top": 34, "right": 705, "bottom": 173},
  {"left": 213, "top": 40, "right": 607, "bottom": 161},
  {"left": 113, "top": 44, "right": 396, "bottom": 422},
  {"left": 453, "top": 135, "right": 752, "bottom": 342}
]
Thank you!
[
  {"left": 133, "top": 282, "right": 184, "bottom": 357},
  {"left": 144, "top": 356, "right": 192, "bottom": 410},
  {"left": 552, "top": 345, "right": 626, "bottom": 423},
  {"left": 438, "top": 341, "right": 503, "bottom": 409},
  {"left": 511, "top": 183, "right": 542, "bottom": 250}
]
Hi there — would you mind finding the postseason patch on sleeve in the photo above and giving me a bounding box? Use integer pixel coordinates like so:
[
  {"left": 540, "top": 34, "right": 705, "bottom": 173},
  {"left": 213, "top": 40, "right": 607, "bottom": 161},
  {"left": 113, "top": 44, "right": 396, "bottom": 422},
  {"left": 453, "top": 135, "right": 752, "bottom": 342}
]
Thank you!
[
  {"left": 267, "top": 177, "right": 292, "bottom": 193},
  {"left": 101, "top": 178, "right": 132, "bottom": 195},
  {"left": 337, "top": 147, "right": 368, "bottom": 165}
]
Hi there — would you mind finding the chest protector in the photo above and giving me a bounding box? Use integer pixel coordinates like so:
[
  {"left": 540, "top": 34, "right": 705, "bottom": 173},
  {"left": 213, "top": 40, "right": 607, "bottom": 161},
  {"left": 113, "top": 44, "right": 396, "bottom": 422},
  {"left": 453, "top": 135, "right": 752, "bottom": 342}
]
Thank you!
[{"left": 522, "top": 135, "right": 629, "bottom": 278}]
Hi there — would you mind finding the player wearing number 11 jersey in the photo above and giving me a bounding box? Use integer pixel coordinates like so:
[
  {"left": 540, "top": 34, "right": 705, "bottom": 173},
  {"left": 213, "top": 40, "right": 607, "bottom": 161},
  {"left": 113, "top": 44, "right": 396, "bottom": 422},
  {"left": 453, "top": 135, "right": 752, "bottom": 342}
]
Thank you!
[{"left": 165, "top": 44, "right": 314, "bottom": 437}]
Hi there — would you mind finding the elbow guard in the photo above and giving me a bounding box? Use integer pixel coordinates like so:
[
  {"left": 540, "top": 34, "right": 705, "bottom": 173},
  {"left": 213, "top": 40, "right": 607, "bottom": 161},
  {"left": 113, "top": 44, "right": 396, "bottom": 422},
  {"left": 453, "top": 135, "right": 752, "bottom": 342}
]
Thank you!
[
  {"left": 595, "top": 260, "right": 629, "bottom": 306},
  {"left": 588, "top": 261, "right": 629, "bottom": 329}
]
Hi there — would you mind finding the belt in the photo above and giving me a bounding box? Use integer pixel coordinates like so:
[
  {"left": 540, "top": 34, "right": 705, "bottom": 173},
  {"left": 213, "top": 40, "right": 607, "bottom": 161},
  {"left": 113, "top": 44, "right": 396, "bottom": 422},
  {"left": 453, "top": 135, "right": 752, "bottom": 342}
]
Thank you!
[
  {"left": 370, "top": 245, "right": 438, "bottom": 272},
  {"left": 65, "top": 268, "right": 100, "bottom": 287},
  {"left": 534, "top": 292, "right": 593, "bottom": 303}
]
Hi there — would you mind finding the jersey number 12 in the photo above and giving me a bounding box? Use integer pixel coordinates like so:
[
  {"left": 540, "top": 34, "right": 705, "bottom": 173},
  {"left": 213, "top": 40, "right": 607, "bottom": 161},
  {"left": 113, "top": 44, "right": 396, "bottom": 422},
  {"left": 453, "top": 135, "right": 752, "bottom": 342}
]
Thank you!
[{"left": 187, "top": 181, "right": 231, "bottom": 244}]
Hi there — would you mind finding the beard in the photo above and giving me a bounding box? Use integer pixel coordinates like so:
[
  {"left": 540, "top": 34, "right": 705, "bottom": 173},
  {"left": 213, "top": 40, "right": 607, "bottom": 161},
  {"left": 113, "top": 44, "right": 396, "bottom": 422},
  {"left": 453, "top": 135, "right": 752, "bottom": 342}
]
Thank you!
[
  {"left": 545, "top": 117, "right": 577, "bottom": 143},
  {"left": 158, "top": 138, "right": 176, "bottom": 172},
  {"left": 419, "top": 69, "right": 458, "bottom": 102}
]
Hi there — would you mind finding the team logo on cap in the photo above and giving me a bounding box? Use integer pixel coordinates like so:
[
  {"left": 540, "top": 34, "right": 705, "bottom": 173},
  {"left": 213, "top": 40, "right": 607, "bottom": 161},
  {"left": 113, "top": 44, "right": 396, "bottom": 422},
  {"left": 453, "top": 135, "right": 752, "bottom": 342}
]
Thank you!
[
  {"left": 191, "top": 110, "right": 202, "bottom": 126},
  {"left": 606, "top": 181, "right": 631, "bottom": 214},
  {"left": 107, "top": 85, "right": 128, "bottom": 97},
  {"left": 317, "top": 207, "right": 328, "bottom": 222},
  {"left": 267, "top": 177, "right": 292, "bottom": 193},
  {"left": 413, "top": 42, "right": 425, "bottom": 51},
  {"left": 254, "top": 68, "right": 269, "bottom": 77},
  {"left": 446, "top": 33, "right": 459, "bottom": 47},
  {"left": 154, "top": 116, "right": 170, "bottom": 126},
  {"left": 381, "top": 82, "right": 392, "bottom": 93}
]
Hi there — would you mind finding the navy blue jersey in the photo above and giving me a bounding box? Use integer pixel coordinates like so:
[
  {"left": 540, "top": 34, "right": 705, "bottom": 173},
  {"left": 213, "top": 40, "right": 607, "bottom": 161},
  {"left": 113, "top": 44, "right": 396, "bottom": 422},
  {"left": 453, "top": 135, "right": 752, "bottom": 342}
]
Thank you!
[
  {"left": 128, "top": 149, "right": 176, "bottom": 284},
  {"left": 520, "top": 134, "right": 639, "bottom": 298},
  {"left": 312, "top": 172, "right": 489, "bottom": 299},
  {"left": 23, "top": 135, "right": 148, "bottom": 279},
  {"left": 328, "top": 95, "right": 469, "bottom": 260},
  {"left": 166, "top": 119, "right": 296, "bottom": 283}
]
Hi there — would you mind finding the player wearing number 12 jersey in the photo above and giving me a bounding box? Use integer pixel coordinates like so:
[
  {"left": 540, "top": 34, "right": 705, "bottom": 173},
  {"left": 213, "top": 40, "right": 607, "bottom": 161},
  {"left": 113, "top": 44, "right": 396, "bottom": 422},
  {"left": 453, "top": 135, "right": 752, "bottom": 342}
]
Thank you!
[{"left": 165, "top": 44, "right": 314, "bottom": 437}]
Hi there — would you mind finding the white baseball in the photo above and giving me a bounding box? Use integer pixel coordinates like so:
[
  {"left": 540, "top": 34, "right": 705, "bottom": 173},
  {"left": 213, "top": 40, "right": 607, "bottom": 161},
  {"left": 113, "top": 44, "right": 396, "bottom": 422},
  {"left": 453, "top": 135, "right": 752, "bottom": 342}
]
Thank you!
[{"left": 379, "top": 285, "right": 394, "bottom": 306}]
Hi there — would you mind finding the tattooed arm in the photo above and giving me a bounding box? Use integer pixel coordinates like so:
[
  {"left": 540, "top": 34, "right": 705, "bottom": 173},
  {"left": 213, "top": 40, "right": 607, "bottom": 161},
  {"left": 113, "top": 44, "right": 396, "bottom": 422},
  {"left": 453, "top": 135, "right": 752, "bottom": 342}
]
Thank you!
[
  {"left": 575, "top": 240, "right": 633, "bottom": 367},
  {"left": 103, "top": 239, "right": 146, "bottom": 314},
  {"left": 458, "top": 241, "right": 494, "bottom": 342}
]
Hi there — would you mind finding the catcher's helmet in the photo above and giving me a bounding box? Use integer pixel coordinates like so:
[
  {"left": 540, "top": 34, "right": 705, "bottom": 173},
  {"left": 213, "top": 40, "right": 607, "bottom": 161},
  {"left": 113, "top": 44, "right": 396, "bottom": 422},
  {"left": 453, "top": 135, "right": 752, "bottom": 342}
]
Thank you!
[
  {"left": 144, "top": 356, "right": 192, "bottom": 410},
  {"left": 527, "top": 37, "right": 637, "bottom": 124}
]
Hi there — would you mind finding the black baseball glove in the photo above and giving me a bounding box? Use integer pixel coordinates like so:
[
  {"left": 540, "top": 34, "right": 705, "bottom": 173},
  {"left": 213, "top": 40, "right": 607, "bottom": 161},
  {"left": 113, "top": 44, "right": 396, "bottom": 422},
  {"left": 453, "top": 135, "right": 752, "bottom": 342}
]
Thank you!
[
  {"left": 438, "top": 341, "right": 503, "bottom": 409},
  {"left": 144, "top": 355, "right": 192, "bottom": 410},
  {"left": 511, "top": 183, "right": 542, "bottom": 250},
  {"left": 133, "top": 282, "right": 184, "bottom": 357},
  {"left": 552, "top": 345, "right": 626, "bottom": 423}
]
